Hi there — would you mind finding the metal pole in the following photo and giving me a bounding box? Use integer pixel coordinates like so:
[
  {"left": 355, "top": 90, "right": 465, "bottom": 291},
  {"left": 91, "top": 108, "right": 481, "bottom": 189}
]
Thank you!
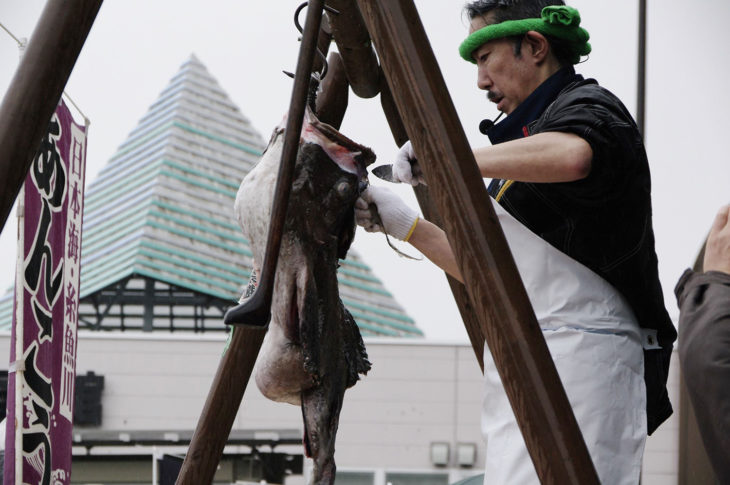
[
  {"left": 0, "top": 0, "right": 103, "bottom": 233},
  {"left": 357, "top": 0, "right": 600, "bottom": 482},
  {"left": 637, "top": 0, "right": 647, "bottom": 138}
]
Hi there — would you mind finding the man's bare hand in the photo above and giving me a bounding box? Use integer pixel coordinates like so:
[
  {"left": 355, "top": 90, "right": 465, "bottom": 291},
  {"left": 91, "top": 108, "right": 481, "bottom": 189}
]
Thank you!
[{"left": 704, "top": 205, "right": 730, "bottom": 274}]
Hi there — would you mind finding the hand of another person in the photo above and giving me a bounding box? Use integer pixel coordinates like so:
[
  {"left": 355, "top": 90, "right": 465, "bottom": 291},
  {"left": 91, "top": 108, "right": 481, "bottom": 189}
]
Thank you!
[
  {"left": 393, "top": 141, "right": 427, "bottom": 186},
  {"left": 355, "top": 185, "right": 419, "bottom": 241},
  {"left": 703, "top": 204, "right": 730, "bottom": 274}
]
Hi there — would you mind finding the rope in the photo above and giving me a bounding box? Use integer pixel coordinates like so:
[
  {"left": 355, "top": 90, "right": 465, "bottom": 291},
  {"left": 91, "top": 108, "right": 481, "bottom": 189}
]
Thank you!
[
  {"left": 1, "top": 21, "right": 90, "bottom": 126},
  {"left": 0, "top": 21, "right": 23, "bottom": 46},
  {"left": 62, "top": 93, "right": 90, "bottom": 127}
]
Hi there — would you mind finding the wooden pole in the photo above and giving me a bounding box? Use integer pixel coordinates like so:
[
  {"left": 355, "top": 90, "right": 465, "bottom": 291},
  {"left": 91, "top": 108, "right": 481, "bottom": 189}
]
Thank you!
[
  {"left": 357, "top": 0, "right": 599, "bottom": 482},
  {"left": 0, "top": 0, "right": 102, "bottom": 233},
  {"left": 175, "top": 327, "right": 266, "bottom": 484},
  {"left": 315, "top": 52, "right": 349, "bottom": 130},
  {"left": 325, "top": 0, "right": 381, "bottom": 98}
]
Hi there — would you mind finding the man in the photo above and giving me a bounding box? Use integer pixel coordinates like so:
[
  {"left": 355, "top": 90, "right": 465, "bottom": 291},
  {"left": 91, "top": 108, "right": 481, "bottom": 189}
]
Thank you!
[
  {"left": 356, "top": 1, "right": 676, "bottom": 483},
  {"left": 675, "top": 204, "right": 730, "bottom": 483}
]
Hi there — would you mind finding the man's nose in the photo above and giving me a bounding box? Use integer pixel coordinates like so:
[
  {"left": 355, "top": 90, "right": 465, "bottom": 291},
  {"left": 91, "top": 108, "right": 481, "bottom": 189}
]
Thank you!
[{"left": 477, "top": 68, "right": 490, "bottom": 91}]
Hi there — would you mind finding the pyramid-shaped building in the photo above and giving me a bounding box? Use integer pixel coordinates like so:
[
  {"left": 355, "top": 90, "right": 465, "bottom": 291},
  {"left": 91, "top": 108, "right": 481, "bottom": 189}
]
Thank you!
[{"left": 0, "top": 55, "right": 422, "bottom": 338}]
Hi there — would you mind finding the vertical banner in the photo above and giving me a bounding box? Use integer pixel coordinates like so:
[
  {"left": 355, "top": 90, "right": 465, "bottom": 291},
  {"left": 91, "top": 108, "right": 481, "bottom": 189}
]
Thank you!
[{"left": 4, "top": 99, "right": 87, "bottom": 485}]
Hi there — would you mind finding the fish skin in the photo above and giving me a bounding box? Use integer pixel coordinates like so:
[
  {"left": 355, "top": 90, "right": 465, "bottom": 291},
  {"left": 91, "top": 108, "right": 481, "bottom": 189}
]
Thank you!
[{"left": 234, "top": 111, "right": 374, "bottom": 484}]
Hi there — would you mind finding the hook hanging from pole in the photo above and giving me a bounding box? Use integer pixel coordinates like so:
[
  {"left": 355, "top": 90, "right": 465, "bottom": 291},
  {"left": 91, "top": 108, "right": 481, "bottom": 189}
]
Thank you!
[{"left": 284, "top": 1, "right": 339, "bottom": 84}]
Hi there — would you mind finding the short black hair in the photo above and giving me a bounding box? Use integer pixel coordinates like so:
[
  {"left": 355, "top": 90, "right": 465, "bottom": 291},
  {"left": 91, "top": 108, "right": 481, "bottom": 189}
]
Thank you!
[
  {"left": 464, "top": 0, "right": 564, "bottom": 24},
  {"left": 463, "top": 0, "right": 577, "bottom": 66}
]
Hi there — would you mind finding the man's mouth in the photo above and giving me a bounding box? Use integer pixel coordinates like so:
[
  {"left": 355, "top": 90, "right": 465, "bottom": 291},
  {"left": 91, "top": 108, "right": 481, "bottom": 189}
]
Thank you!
[{"left": 487, "top": 91, "right": 503, "bottom": 108}]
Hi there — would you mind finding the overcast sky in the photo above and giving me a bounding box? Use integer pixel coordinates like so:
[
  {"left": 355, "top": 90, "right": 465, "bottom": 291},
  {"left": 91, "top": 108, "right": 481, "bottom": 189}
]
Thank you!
[{"left": 1, "top": 0, "right": 729, "bottom": 342}]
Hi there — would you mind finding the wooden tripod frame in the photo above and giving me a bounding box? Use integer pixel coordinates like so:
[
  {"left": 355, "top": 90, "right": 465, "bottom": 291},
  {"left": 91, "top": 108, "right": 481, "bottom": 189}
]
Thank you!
[
  {"left": 175, "top": 1, "right": 601, "bottom": 483},
  {"left": 0, "top": 0, "right": 600, "bottom": 483}
]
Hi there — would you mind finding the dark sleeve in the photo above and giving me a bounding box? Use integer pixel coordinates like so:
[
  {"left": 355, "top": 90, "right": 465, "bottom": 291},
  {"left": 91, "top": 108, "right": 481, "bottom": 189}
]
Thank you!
[
  {"left": 675, "top": 269, "right": 730, "bottom": 483},
  {"left": 537, "top": 88, "right": 644, "bottom": 204}
]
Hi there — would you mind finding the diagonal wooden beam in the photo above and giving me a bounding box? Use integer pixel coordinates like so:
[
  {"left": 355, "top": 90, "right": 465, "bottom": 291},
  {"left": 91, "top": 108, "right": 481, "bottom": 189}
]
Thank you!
[
  {"left": 357, "top": 0, "right": 599, "bottom": 482},
  {"left": 379, "top": 77, "right": 484, "bottom": 371},
  {"left": 0, "top": 0, "right": 103, "bottom": 233},
  {"left": 175, "top": 326, "right": 266, "bottom": 485}
]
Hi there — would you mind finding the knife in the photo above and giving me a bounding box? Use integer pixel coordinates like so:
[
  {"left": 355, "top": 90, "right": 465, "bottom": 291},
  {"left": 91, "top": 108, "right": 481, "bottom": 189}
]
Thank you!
[{"left": 371, "top": 163, "right": 426, "bottom": 185}]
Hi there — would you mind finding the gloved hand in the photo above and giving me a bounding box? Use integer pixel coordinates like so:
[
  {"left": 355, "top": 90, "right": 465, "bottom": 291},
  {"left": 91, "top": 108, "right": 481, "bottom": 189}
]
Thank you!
[
  {"left": 704, "top": 204, "right": 730, "bottom": 274},
  {"left": 393, "top": 140, "right": 426, "bottom": 186},
  {"left": 355, "top": 185, "right": 419, "bottom": 241}
]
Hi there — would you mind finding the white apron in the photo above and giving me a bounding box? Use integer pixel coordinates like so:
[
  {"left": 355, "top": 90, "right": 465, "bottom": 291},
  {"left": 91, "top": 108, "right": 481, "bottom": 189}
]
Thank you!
[{"left": 482, "top": 201, "right": 646, "bottom": 485}]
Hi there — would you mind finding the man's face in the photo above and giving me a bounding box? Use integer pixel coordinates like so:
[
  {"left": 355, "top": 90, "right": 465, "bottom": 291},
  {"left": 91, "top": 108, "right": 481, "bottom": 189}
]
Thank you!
[{"left": 469, "top": 15, "right": 542, "bottom": 115}]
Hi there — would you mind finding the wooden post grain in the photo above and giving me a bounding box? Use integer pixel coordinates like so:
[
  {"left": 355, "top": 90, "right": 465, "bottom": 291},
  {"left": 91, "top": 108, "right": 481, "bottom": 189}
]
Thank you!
[
  {"left": 357, "top": 0, "right": 600, "bottom": 482},
  {"left": 175, "top": 327, "right": 266, "bottom": 484},
  {"left": 325, "top": 0, "right": 380, "bottom": 98},
  {"left": 315, "top": 52, "right": 349, "bottom": 130}
]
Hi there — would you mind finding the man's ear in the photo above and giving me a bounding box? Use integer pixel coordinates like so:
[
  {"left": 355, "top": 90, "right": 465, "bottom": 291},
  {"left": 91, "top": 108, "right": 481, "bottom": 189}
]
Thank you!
[{"left": 523, "top": 31, "right": 550, "bottom": 64}]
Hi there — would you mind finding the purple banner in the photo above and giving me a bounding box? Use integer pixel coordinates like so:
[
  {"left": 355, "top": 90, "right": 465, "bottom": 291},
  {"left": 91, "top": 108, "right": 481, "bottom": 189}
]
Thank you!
[{"left": 4, "top": 99, "right": 87, "bottom": 485}]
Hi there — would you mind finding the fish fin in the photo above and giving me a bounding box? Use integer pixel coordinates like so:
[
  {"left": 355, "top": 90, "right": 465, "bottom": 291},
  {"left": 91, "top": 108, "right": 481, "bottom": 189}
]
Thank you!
[
  {"left": 299, "top": 275, "right": 322, "bottom": 382},
  {"left": 342, "top": 307, "right": 372, "bottom": 388},
  {"left": 301, "top": 395, "right": 313, "bottom": 458}
]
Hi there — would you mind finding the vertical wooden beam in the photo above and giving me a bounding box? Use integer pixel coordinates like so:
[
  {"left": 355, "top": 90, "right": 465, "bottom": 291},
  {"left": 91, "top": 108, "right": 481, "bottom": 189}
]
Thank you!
[
  {"left": 325, "top": 0, "right": 381, "bottom": 98},
  {"left": 315, "top": 52, "right": 349, "bottom": 129},
  {"left": 0, "top": 0, "right": 102, "bottom": 233},
  {"left": 357, "top": 0, "right": 599, "bottom": 482}
]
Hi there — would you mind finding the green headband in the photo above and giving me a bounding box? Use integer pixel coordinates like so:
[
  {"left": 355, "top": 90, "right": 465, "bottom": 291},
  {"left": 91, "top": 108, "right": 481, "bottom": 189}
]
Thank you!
[{"left": 459, "top": 5, "right": 591, "bottom": 65}]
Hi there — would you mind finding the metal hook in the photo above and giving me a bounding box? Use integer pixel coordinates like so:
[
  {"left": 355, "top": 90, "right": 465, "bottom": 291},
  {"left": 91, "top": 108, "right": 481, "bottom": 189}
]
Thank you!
[
  {"left": 295, "top": 1, "right": 340, "bottom": 32},
  {"left": 315, "top": 47, "right": 328, "bottom": 81},
  {"left": 289, "top": 1, "right": 334, "bottom": 83},
  {"left": 293, "top": 2, "right": 308, "bottom": 34}
]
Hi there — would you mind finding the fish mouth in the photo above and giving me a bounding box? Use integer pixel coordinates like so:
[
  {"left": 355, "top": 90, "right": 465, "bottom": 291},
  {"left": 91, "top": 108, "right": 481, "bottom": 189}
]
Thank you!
[
  {"left": 311, "top": 118, "right": 373, "bottom": 160},
  {"left": 303, "top": 108, "right": 376, "bottom": 178}
]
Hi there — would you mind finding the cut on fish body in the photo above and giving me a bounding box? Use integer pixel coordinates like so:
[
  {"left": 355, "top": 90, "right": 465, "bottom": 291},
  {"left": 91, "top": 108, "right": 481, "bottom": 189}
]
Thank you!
[{"left": 234, "top": 109, "right": 374, "bottom": 484}]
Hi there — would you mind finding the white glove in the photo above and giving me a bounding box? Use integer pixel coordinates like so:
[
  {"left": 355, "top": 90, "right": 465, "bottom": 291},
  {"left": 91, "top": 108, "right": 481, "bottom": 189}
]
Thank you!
[
  {"left": 393, "top": 140, "right": 426, "bottom": 186},
  {"left": 355, "top": 186, "right": 419, "bottom": 241}
]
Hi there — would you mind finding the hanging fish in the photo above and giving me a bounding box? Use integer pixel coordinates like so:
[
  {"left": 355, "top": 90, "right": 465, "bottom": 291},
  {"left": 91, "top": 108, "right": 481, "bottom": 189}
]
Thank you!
[{"left": 234, "top": 108, "right": 373, "bottom": 484}]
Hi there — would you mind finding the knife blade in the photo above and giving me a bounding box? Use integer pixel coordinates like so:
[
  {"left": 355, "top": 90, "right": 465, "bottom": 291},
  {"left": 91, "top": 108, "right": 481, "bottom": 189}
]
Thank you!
[
  {"left": 372, "top": 164, "right": 397, "bottom": 183},
  {"left": 371, "top": 163, "right": 426, "bottom": 185}
]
